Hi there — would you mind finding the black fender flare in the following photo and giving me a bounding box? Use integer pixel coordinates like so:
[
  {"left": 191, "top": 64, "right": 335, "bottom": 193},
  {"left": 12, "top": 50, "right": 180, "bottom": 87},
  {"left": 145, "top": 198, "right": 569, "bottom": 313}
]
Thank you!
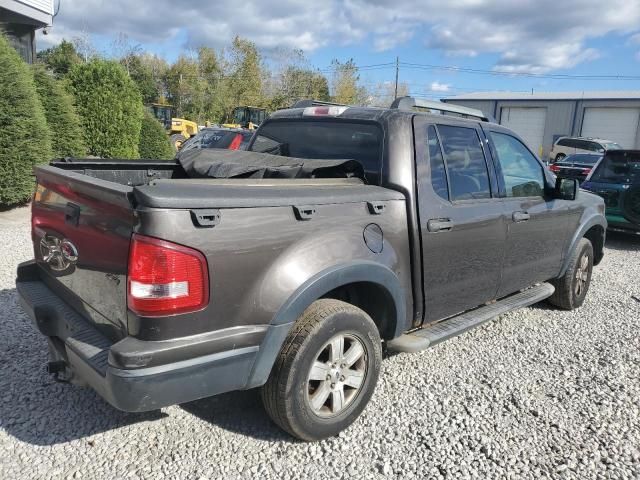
[
  {"left": 559, "top": 215, "right": 607, "bottom": 277},
  {"left": 245, "top": 261, "right": 407, "bottom": 388}
]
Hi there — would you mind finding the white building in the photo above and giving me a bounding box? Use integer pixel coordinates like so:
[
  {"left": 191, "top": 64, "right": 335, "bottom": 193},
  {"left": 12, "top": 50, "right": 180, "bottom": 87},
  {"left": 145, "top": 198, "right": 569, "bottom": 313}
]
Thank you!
[
  {"left": 0, "top": 0, "right": 54, "bottom": 62},
  {"left": 444, "top": 91, "right": 640, "bottom": 157}
]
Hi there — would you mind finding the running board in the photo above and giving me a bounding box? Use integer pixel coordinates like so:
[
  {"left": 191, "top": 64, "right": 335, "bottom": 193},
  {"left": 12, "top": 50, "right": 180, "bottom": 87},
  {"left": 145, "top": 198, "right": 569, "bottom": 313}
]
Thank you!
[{"left": 386, "top": 283, "right": 555, "bottom": 353}]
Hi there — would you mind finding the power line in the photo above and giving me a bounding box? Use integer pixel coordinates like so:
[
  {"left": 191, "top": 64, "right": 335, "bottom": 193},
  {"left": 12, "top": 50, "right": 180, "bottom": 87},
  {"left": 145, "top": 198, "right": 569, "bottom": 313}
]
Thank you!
[{"left": 399, "top": 61, "right": 640, "bottom": 81}]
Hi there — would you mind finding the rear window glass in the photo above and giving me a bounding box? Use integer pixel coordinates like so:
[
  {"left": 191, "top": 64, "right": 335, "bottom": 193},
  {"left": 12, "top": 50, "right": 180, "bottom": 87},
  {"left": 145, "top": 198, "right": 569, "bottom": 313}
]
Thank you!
[
  {"left": 250, "top": 120, "right": 382, "bottom": 182},
  {"left": 565, "top": 154, "right": 602, "bottom": 165},
  {"left": 437, "top": 125, "right": 491, "bottom": 201},
  {"left": 183, "top": 129, "right": 252, "bottom": 152},
  {"left": 427, "top": 126, "right": 449, "bottom": 200},
  {"left": 590, "top": 152, "right": 640, "bottom": 185}
]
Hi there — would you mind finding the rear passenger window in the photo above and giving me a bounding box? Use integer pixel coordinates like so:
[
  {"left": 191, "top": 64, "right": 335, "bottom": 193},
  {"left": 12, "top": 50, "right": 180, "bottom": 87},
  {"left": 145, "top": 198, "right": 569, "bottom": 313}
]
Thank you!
[
  {"left": 557, "top": 138, "right": 570, "bottom": 147},
  {"left": 427, "top": 126, "right": 449, "bottom": 200},
  {"left": 437, "top": 125, "right": 491, "bottom": 201},
  {"left": 575, "top": 140, "right": 591, "bottom": 151},
  {"left": 490, "top": 132, "right": 545, "bottom": 197}
]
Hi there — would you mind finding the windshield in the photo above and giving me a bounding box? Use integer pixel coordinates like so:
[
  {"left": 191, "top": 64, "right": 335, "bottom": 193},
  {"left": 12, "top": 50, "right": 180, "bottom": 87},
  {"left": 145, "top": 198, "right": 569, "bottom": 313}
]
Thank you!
[
  {"left": 232, "top": 108, "right": 247, "bottom": 125},
  {"left": 249, "top": 120, "right": 383, "bottom": 182},
  {"left": 590, "top": 151, "right": 640, "bottom": 184},
  {"left": 601, "top": 142, "right": 622, "bottom": 150}
]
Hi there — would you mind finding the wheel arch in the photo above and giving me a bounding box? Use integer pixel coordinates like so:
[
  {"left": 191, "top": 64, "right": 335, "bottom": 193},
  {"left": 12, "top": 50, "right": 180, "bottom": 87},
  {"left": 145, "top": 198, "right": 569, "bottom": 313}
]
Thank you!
[
  {"left": 245, "top": 261, "right": 407, "bottom": 389},
  {"left": 559, "top": 216, "right": 606, "bottom": 277}
]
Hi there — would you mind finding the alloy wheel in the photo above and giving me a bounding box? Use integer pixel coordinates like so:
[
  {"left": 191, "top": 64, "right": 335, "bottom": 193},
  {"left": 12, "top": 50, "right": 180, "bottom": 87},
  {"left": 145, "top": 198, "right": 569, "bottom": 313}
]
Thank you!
[
  {"left": 574, "top": 253, "right": 590, "bottom": 297},
  {"left": 306, "top": 333, "right": 367, "bottom": 418}
]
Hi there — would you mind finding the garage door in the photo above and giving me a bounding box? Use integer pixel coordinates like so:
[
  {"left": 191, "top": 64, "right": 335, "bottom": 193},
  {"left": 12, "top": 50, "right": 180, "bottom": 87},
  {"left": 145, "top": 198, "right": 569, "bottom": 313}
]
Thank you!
[
  {"left": 581, "top": 108, "right": 640, "bottom": 148},
  {"left": 500, "top": 107, "right": 546, "bottom": 155}
]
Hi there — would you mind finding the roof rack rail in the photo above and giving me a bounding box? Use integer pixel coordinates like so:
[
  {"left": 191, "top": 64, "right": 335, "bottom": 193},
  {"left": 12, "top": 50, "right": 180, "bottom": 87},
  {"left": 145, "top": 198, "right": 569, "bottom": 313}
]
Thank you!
[
  {"left": 292, "top": 99, "right": 349, "bottom": 108},
  {"left": 390, "top": 96, "right": 491, "bottom": 122}
]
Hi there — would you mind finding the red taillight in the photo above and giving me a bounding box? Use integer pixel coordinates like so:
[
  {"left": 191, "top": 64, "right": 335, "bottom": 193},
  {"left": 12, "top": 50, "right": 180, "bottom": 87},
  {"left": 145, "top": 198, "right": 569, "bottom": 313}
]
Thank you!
[
  {"left": 581, "top": 168, "right": 592, "bottom": 175},
  {"left": 549, "top": 164, "right": 561, "bottom": 173},
  {"left": 302, "top": 105, "right": 348, "bottom": 116},
  {"left": 127, "top": 234, "right": 209, "bottom": 317},
  {"left": 227, "top": 133, "right": 243, "bottom": 150}
]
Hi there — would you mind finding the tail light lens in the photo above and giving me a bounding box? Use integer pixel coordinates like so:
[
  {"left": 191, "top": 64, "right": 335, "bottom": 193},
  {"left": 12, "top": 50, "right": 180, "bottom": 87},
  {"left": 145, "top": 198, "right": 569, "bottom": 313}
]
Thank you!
[
  {"left": 549, "top": 164, "right": 561, "bottom": 173},
  {"left": 227, "top": 133, "right": 243, "bottom": 150},
  {"left": 127, "top": 234, "right": 209, "bottom": 317},
  {"left": 581, "top": 168, "right": 592, "bottom": 175}
]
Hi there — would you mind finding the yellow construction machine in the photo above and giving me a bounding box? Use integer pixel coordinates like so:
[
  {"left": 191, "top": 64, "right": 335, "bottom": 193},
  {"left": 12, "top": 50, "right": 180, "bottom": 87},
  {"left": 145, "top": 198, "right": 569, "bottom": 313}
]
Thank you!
[
  {"left": 147, "top": 103, "right": 199, "bottom": 149},
  {"left": 222, "top": 106, "right": 267, "bottom": 130}
]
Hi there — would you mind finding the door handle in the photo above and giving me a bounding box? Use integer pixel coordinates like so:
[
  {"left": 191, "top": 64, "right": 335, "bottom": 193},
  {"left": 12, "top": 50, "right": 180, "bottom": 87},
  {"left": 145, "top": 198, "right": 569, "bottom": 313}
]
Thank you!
[
  {"left": 427, "top": 218, "right": 454, "bottom": 232},
  {"left": 512, "top": 211, "right": 530, "bottom": 222}
]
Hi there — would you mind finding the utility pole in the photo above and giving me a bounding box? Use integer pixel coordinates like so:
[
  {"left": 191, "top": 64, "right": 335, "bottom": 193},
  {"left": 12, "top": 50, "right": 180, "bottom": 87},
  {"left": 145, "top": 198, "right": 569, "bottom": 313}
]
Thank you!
[
  {"left": 179, "top": 73, "right": 183, "bottom": 115},
  {"left": 394, "top": 56, "right": 399, "bottom": 99}
]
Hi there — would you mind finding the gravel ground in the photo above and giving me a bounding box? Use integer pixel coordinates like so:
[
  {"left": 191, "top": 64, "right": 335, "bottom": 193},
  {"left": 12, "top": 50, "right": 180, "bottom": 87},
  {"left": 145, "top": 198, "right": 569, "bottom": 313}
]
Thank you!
[{"left": 0, "top": 207, "right": 639, "bottom": 480}]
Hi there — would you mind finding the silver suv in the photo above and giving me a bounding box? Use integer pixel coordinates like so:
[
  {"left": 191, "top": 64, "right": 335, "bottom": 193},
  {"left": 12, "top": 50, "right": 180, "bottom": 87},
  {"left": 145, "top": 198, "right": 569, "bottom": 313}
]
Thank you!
[{"left": 550, "top": 136, "right": 621, "bottom": 163}]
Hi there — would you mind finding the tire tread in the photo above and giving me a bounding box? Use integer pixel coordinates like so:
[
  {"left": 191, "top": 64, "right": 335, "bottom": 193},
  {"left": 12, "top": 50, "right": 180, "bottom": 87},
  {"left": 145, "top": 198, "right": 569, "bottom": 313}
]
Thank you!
[{"left": 548, "top": 238, "right": 592, "bottom": 310}]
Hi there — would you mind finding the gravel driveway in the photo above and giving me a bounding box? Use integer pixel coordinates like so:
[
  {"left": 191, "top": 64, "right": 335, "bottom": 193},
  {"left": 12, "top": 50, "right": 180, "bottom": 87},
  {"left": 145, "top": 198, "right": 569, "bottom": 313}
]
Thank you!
[{"left": 1, "top": 207, "right": 638, "bottom": 480}]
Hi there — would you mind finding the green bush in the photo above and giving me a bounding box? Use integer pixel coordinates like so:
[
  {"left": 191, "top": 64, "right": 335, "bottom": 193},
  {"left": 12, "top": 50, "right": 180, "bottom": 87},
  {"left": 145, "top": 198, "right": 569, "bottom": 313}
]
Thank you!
[
  {"left": 67, "top": 59, "right": 143, "bottom": 158},
  {"left": 139, "top": 110, "right": 174, "bottom": 159},
  {"left": 33, "top": 65, "right": 86, "bottom": 158},
  {"left": 0, "top": 34, "right": 52, "bottom": 207}
]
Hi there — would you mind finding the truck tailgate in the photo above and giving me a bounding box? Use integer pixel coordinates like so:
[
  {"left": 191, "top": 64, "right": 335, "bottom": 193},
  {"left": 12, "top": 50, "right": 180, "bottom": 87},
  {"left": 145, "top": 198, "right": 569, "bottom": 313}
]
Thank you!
[{"left": 31, "top": 166, "right": 137, "bottom": 338}]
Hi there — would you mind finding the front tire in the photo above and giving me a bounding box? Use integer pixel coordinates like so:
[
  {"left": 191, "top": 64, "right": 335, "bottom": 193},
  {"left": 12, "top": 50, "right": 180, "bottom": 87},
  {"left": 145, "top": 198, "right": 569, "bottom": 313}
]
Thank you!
[
  {"left": 555, "top": 153, "right": 566, "bottom": 163},
  {"left": 548, "top": 238, "right": 594, "bottom": 310},
  {"left": 261, "top": 299, "right": 382, "bottom": 441}
]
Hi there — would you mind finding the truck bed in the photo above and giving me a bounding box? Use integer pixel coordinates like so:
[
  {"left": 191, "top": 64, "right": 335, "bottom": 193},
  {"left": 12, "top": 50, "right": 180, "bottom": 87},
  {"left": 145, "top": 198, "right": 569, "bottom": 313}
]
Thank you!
[{"left": 30, "top": 162, "right": 412, "bottom": 344}]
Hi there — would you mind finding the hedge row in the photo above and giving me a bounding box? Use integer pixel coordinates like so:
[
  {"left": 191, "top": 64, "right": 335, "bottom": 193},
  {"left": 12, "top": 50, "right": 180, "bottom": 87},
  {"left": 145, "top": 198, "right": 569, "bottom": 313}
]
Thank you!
[
  {"left": 0, "top": 34, "right": 52, "bottom": 206},
  {"left": 1, "top": 36, "right": 173, "bottom": 207}
]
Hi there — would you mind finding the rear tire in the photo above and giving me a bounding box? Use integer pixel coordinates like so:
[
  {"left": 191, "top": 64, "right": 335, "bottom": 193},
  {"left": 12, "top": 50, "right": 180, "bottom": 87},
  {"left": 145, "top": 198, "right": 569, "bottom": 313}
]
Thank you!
[
  {"left": 170, "top": 134, "right": 186, "bottom": 150},
  {"left": 261, "top": 299, "right": 382, "bottom": 441},
  {"left": 555, "top": 153, "right": 566, "bottom": 163},
  {"left": 548, "top": 238, "right": 593, "bottom": 310}
]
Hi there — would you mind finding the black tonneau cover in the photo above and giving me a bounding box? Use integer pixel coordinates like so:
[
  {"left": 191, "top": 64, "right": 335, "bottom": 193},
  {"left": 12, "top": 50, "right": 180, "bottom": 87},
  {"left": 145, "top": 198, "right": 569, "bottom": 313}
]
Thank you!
[{"left": 178, "top": 149, "right": 365, "bottom": 180}]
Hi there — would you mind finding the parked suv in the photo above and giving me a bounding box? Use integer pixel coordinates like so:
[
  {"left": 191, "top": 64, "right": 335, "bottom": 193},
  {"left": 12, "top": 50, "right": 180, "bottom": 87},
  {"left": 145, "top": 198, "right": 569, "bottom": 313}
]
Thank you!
[
  {"left": 582, "top": 149, "right": 640, "bottom": 234},
  {"left": 17, "top": 97, "right": 606, "bottom": 441},
  {"left": 550, "top": 136, "right": 621, "bottom": 163},
  {"left": 548, "top": 153, "right": 602, "bottom": 183}
]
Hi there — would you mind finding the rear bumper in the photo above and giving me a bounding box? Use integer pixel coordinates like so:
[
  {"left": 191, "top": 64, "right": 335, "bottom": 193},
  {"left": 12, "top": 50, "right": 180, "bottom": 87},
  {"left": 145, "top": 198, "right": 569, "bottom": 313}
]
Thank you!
[{"left": 16, "top": 261, "right": 263, "bottom": 412}]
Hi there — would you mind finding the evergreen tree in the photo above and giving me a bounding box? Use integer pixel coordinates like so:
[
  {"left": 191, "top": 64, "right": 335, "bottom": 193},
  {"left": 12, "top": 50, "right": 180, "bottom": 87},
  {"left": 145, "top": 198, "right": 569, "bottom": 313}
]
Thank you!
[
  {"left": 67, "top": 59, "right": 144, "bottom": 158},
  {"left": 36, "top": 40, "right": 82, "bottom": 77},
  {"left": 32, "top": 65, "right": 86, "bottom": 158},
  {"left": 0, "top": 34, "right": 52, "bottom": 206},
  {"left": 139, "top": 110, "right": 174, "bottom": 159}
]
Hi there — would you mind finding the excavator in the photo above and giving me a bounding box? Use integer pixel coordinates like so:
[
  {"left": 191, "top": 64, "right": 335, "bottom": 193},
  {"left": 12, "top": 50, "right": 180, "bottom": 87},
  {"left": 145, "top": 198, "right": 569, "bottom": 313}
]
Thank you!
[
  {"left": 147, "top": 103, "right": 199, "bottom": 149},
  {"left": 222, "top": 106, "right": 267, "bottom": 130},
  {"left": 148, "top": 104, "right": 267, "bottom": 149}
]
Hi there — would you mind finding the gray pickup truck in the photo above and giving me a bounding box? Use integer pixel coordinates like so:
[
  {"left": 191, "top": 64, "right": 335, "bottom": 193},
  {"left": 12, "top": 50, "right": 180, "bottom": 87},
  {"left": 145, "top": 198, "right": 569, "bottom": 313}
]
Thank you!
[{"left": 17, "top": 98, "right": 606, "bottom": 441}]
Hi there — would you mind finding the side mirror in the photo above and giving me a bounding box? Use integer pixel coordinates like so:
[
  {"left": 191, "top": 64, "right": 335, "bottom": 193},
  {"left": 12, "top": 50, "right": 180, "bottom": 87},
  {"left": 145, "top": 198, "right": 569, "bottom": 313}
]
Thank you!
[{"left": 554, "top": 177, "right": 579, "bottom": 200}]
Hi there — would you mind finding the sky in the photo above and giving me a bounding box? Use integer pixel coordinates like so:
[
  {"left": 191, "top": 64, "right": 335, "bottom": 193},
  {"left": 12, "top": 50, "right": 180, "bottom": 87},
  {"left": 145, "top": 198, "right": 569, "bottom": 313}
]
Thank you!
[{"left": 37, "top": 0, "right": 640, "bottom": 98}]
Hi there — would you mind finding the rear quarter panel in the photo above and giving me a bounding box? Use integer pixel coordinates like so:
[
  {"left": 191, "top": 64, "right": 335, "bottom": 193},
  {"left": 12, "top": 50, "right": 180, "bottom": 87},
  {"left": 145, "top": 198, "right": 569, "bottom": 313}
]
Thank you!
[{"left": 131, "top": 199, "right": 413, "bottom": 340}]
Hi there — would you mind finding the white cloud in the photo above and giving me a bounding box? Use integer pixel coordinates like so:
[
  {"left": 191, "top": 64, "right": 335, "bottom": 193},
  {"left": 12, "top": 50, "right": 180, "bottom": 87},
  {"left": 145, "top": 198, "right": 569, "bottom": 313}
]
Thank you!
[
  {"left": 430, "top": 81, "right": 451, "bottom": 92},
  {"left": 37, "top": 0, "right": 640, "bottom": 73}
]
